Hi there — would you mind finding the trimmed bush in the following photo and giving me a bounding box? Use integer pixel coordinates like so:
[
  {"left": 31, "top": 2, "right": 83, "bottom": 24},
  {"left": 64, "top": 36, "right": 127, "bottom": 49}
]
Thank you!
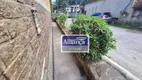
[
  {"left": 70, "top": 14, "right": 116, "bottom": 61},
  {"left": 57, "top": 14, "right": 67, "bottom": 28}
]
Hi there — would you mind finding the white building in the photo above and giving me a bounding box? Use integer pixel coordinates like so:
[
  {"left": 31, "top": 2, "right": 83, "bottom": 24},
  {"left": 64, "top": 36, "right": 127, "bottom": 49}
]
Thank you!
[
  {"left": 66, "top": 5, "right": 80, "bottom": 13},
  {"left": 66, "top": 5, "right": 81, "bottom": 17}
]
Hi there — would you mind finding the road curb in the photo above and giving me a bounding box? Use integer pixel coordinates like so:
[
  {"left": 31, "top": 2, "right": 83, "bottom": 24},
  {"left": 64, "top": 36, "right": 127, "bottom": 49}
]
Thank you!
[
  {"left": 55, "top": 21, "right": 68, "bottom": 35},
  {"left": 103, "top": 56, "right": 140, "bottom": 80}
]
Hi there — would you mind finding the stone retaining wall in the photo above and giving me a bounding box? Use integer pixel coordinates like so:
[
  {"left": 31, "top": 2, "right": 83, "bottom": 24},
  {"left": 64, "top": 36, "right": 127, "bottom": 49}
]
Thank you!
[{"left": 0, "top": 0, "right": 52, "bottom": 80}]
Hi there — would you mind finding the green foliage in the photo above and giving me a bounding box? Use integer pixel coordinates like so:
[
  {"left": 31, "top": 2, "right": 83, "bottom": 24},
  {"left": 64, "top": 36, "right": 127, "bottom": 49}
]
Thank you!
[
  {"left": 70, "top": 14, "right": 116, "bottom": 61},
  {"left": 52, "top": 0, "right": 87, "bottom": 10},
  {"left": 54, "top": 0, "right": 68, "bottom": 9},
  {"left": 69, "top": 0, "right": 87, "bottom": 5},
  {"left": 57, "top": 14, "right": 67, "bottom": 28}
]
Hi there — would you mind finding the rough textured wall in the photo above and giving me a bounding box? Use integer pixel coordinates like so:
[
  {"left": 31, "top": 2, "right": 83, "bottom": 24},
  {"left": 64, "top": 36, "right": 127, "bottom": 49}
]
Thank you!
[
  {"left": 131, "top": 10, "right": 142, "bottom": 23},
  {"left": 119, "top": 0, "right": 134, "bottom": 23},
  {"left": 0, "top": 0, "right": 52, "bottom": 80},
  {"left": 120, "top": 3, "right": 142, "bottom": 23},
  {"left": 117, "top": 0, "right": 142, "bottom": 23}
]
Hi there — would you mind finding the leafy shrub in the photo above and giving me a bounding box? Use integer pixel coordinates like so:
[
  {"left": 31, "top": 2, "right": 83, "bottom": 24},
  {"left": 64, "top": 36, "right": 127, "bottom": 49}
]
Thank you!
[
  {"left": 57, "top": 14, "right": 67, "bottom": 28},
  {"left": 70, "top": 14, "right": 116, "bottom": 61}
]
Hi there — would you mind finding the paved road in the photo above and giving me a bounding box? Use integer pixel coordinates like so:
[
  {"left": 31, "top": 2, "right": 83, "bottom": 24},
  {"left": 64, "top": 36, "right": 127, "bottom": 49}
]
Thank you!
[
  {"left": 52, "top": 22, "right": 87, "bottom": 80},
  {"left": 108, "top": 26, "right": 142, "bottom": 79}
]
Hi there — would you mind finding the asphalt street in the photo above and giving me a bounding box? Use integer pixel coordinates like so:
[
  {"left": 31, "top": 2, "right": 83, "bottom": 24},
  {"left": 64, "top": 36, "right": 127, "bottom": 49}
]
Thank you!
[{"left": 108, "top": 26, "right": 142, "bottom": 79}]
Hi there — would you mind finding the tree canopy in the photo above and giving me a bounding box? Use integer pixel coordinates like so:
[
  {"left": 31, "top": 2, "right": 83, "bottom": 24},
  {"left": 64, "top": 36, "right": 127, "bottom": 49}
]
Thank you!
[
  {"left": 52, "top": 0, "right": 87, "bottom": 10},
  {"left": 69, "top": 0, "right": 87, "bottom": 5}
]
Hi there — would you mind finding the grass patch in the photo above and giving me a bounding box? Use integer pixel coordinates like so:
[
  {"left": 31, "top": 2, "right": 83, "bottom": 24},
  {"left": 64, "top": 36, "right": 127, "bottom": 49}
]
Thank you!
[{"left": 110, "top": 23, "right": 142, "bottom": 29}]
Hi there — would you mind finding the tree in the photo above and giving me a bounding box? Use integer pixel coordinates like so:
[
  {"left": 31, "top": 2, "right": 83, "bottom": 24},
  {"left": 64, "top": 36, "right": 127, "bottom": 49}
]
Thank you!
[
  {"left": 56, "top": 0, "right": 68, "bottom": 9},
  {"left": 52, "top": 1, "right": 57, "bottom": 10},
  {"left": 52, "top": 0, "right": 87, "bottom": 11},
  {"left": 69, "top": 0, "right": 87, "bottom": 5}
]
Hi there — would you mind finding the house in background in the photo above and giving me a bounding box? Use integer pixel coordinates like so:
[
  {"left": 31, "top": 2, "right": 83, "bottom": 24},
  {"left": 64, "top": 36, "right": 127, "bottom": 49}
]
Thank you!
[
  {"left": 66, "top": 5, "right": 81, "bottom": 17},
  {"left": 66, "top": 5, "right": 80, "bottom": 13},
  {"left": 85, "top": 0, "right": 142, "bottom": 23}
]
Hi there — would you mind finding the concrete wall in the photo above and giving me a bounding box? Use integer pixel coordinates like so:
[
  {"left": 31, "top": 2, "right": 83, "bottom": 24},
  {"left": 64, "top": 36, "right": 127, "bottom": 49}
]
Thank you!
[
  {"left": 0, "top": 0, "right": 52, "bottom": 80},
  {"left": 85, "top": 0, "right": 131, "bottom": 17},
  {"left": 119, "top": 1, "right": 142, "bottom": 23},
  {"left": 85, "top": 0, "right": 142, "bottom": 23},
  {"left": 131, "top": 10, "right": 142, "bottom": 23}
]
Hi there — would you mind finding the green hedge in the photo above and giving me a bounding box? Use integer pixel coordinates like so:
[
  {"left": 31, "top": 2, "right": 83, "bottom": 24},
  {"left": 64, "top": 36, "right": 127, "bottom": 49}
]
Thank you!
[
  {"left": 70, "top": 14, "right": 116, "bottom": 61},
  {"left": 57, "top": 14, "right": 67, "bottom": 28}
]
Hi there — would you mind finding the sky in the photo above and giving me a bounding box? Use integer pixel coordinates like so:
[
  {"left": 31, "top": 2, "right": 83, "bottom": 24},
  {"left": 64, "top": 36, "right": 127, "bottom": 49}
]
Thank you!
[{"left": 52, "top": 0, "right": 56, "bottom": 3}]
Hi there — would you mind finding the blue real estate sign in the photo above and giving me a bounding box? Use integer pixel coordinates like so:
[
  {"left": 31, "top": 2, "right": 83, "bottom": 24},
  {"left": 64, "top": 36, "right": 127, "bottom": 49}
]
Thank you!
[{"left": 61, "top": 35, "right": 89, "bottom": 53}]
